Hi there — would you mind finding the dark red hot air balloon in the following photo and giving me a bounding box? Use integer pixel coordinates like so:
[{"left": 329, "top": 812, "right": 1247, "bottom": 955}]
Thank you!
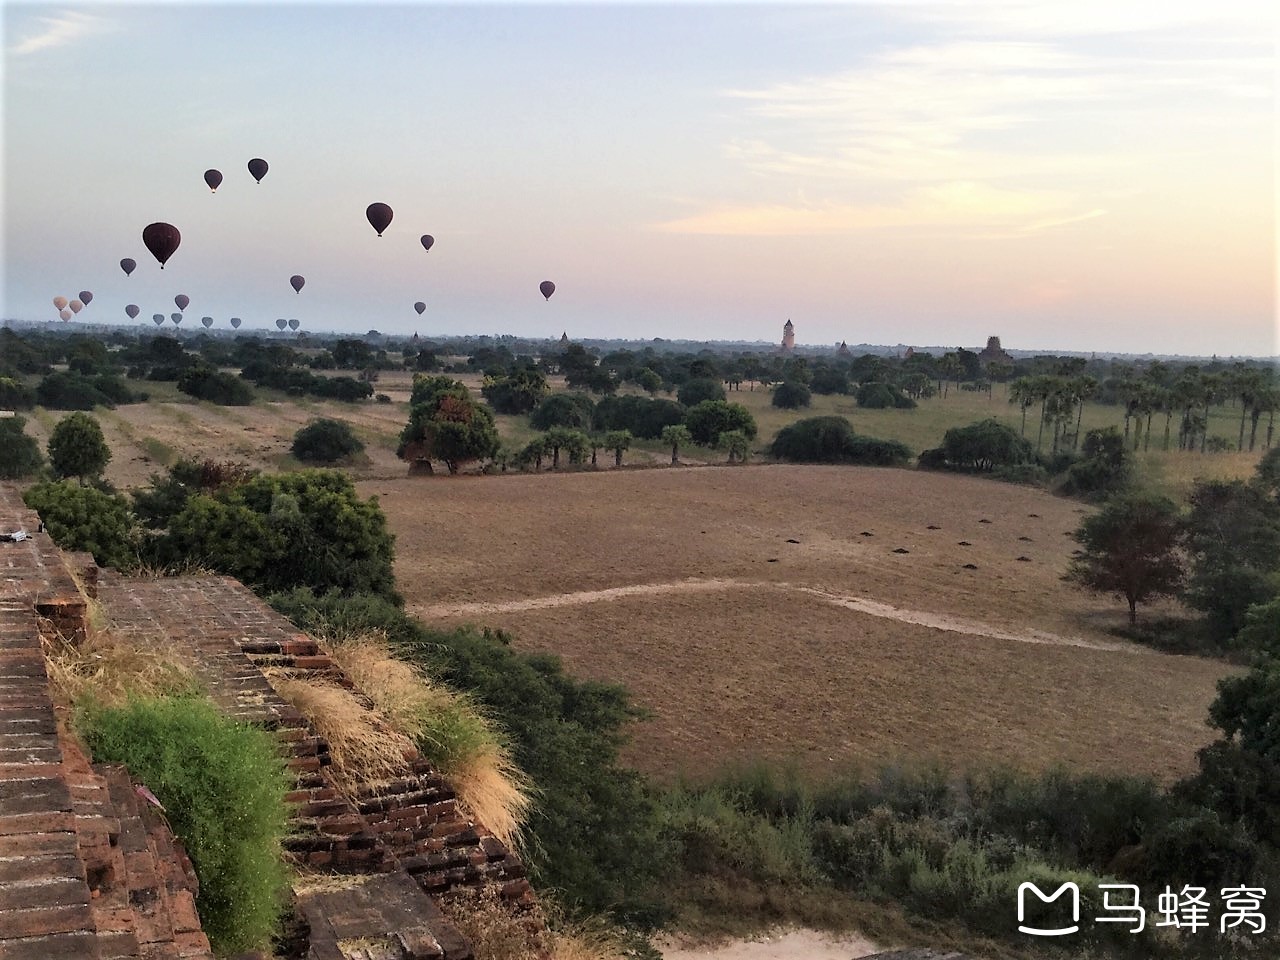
[
  {"left": 420, "top": 235, "right": 434, "bottom": 252},
  {"left": 290, "top": 275, "right": 305, "bottom": 293},
  {"left": 125, "top": 304, "right": 139, "bottom": 319},
  {"left": 78, "top": 291, "right": 93, "bottom": 305},
  {"left": 230, "top": 317, "right": 242, "bottom": 329},
  {"left": 143, "top": 222, "right": 181, "bottom": 268},
  {"left": 414, "top": 301, "right": 426, "bottom": 315},
  {"left": 120, "top": 258, "right": 136, "bottom": 276},
  {"left": 204, "top": 169, "right": 223, "bottom": 192},
  {"left": 366, "top": 202, "right": 393, "bottom": 236},
  {"left": 539, "top": 281, "right": 556, "bottom": 300},
  {"left": 248, "top": 158, "right": 268, "bottom": 183},
  {"left": 175, "top": 294, "right": 189, "bottom": 311}
]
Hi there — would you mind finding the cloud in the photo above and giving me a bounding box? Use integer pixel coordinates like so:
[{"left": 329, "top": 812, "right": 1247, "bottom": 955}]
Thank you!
[{"left": 9, "top": 11, "right": 108, "bottom": 56}]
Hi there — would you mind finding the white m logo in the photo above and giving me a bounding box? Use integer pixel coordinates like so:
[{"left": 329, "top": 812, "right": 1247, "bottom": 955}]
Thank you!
[{"left": 1018, "top": 881, "right": 1080, "bottom": 936}]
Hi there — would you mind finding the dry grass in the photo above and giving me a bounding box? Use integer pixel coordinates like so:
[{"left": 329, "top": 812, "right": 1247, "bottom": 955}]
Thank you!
[
  {"left": 266, "top": 674, "right": 415, "bottom": 792},
  {"left": 438, "top": 887, "right": 554, "bottom": 960},
  {"left": 320, "top": 632, "right": 533, "bottom": 849},
  {"left": 43, "top": 620, "right": 199, "bottom": 709}
]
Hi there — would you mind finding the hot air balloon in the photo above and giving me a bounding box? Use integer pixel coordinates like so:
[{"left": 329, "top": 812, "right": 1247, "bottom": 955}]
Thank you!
[
  {"left": 143, "top": 222, "right": 181, "bottom": 269},
  {"left": 248, "top": 158, "right": 268, "bottom": 183},
  {"left": 276, "top": 318, "right": 287, "bottom": 331},
  {"left": 366, "top": 202, "right": 393, "bottom": 236},
  {"left": 204, "top": 169, "right": 223, "bottom": 192},
  {"left": 152, "top": 314, "right": 165, "bottom": 326},
  {"left": 78, "top": 291, "right": 93, "bottom": 306},
  {"left": 69, "top": 300, "right": 84, "bottom": 314},
  {"left": 201, "top": 316, "right": 214, "bottom": 328},
  {"left": 414, "top": 301, "right": 426, "bottom": 315},
  {"left": 288, "top": 319, "right": 300, "bottom": 331},
  {"left": 171, "top": 313, "right": 183, "bottom": 325},
  {"left": 59, "top": 309, "right": 72, "bottom": 322},
  {"left": 420, "top": 235, "right": 434, "bottom": 252},
  {"left": 175, "top": 294, "right": 189, "bottom": 311},
  {"left": 120, "top": 258, "right": 136, "bottom": 276},
  {"left": 290, "top": 275, "right": 305, "bottom": 294},
  {"left": 230, "top": 317, "right": 242, "bottom": 329},
  {"left": 539, "top": 281, "right": 556, "bottom": 300},
  {"left": 125, "top": 304, "right": 140, "bottom": 319},
  {"left": 53, "top": 296, "right": 68, "bottom": 310}
]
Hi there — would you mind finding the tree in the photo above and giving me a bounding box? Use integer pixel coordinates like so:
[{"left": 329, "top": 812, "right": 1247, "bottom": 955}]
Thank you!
[
  {"left": 481, "top": 366, "right": 549, "bottom": 415},
  {"left": 855, "top": 381, "right": 914, "bottom": 410},
  {"left": 1065, "top": 492, "right": 1184, "bottom": 624},
  {"left": 48, "top": 412, "right": 110, "bottom": 482},
  {"left": 529, "top": 392, "right": 595, "bottom": 430},
  {"left": 22, "top": 481, "right": 138, "bottom": 569},
  {"left": 177, "top": 364, "right": 255, "bottom": 405},
  {"left": 684, "top": 400, "right": 757, "bottom": 445},
  {"left": 720, "top": 430, "right": 750, "bottom": 464},
  {"left": 936, "top": 419, "right": 1033, "bottom": 472},
  {"left": 662, "top": 424, "right": 691, "bottom": 464},
  {"left": 677, "top": 377, "right": 726, "bottom": 407},
  {"left": 771, "top": 380, "right": 812, "bottom": 409},
  {"left": 291, "top": 419, "right": 365, "bottom": 464},
  {"left": 398, "top": 376, "right": 499, "bottom": 474},
  {"left": 0, "top": 416, "right": 43, "bottom": 480},
  {"left": 771, "top": 417, "right": 910, "bottom": 466},
  {"left": 0, "top": 376, "right": 36, "bottom": 410},
  {"left": 1059, "top": 427, "right": 1132, "bottom": 500},
  {"left": 1009, "top": 377, "right": 1037, "bottom": 437},
  {"left": 604, "top": 430, "right": 632, "bottom": 467},
  {"left": 635, "top": 368, "right": 663, "bottom": 395},
  {"left": 542, "top": 427, "right": 589, "bottom": 469}
]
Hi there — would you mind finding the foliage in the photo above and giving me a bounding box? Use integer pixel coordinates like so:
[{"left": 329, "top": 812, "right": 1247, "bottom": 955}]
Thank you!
[
  {"left": 542, "top": 427, "right": 590, "bottom": 468},
  {"left": 177, "top": 364, "right": 255, "bottom": 405},
  {"left": 0, "top": 415, "right": 44, "bottom": 480},
  {"left": 855, "top": 381, "right": 915, "bottom": 409},
  {"left": 684, "top": 400, "right": 757, "bottom": 446},
  {"left": 677, "top": 377, "right": 726, "bottom": 407},
  {"left": 268, "top": 590, "right": 672, "bottom": 920},
  {"left": 530, "top": 391, "right": 596, "bottom": 430},
  {"left": 770, "top": 417, "right": 910, "bottom": 466},
  {"left": 161, "top": 470, "right": 397, "bottom": 598},
  {"left": 1257, "top": 446, "right": 1280, "bottom": 497},
  {"left": 22, "top": 481, "right": 139, "bottom": 570},
  {"left": 603, "top": 429, "right": 632, "bottom": 467},
  {"left": 936, "top": 419, "right": 1034, "bottom": 472},
  {"left": 79, "top": 696, "right": 292, "bottom": 954},
  {"left": 1058, "top": 426, "right": 1132, "bottom": 499},
  {"left": 720, "top": 429, "right": 751, "bottom": 463},
  {"left": 771, "top": 381, "right": 811, "bottom": 410},
  {"left": 131, "top": 458, "right": 257, "bottom": 529},
  {"left": 1184, "top": 479, "right": 1280, "bottom": 640},
  {"left": 481, "top": 366, "right": 550, "bottom": 414},
  {"left": 1066, "top": 492, "right": 1184, "bottom": 623},
  {"left": 662, "top": 424, "right": 692, "bottom": 463},
  {"left": 398, "top": 376, "right": 499, "bottom": 474},
  {"left": 808, "top": 367, "right": 849, "bottom": 395},
  {"left": 36, "top": 371, "right": 136, "bottom": 410},
  {"left": 0, "top": 376, "right": 36, "bottom": 410},
  {"left": 48, "top": 411, "right": 111, "bottom": 481},
  {"left": 291, "top": 418, "right": 365, "bottom": 464},
  {"left": 592, "top": 395, "right": 686, "bottom": 439}
]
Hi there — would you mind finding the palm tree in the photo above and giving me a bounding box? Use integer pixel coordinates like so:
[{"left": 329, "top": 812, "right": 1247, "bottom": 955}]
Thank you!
[
  {"left": 1009, "top": 377, "right": 1036, "bottom": 437},
  {"left": 1249, "top": 384, "right": 1278, "bottom": 452},
  {"left": 1233, "top": 368, "right": 1263, "bottom": 452},
  {"left": 662, "top": 424, "right": 691, "bottom": 464},
  {"left": 1070, "top": 375, "right": 1098, "bottom": 451},
  {"left": 1033, "top": 375, "right": 1061, "bottom": 452},
  {"left": 1171, "top": 376, "right": 1203, "bottom": 451},
  {"left": 1200, "top": 372, "right": 1226, "bottom": 453}
]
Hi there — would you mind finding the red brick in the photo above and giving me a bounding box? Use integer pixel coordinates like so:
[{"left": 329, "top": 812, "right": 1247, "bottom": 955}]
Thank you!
[
  {"left": 0, "top": 930, "right": 98, "bottom": 960},
  {"left": 0, "top": 811, "right": 76, "bottom": 835},
  {"left": 0, "top": 903, "right": 93, "bottom": 939}
]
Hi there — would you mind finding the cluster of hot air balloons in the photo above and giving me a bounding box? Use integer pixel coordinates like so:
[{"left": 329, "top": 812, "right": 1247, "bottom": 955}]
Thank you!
[{"left": 51, "top": 291, "right": 95, "bottom": 322}]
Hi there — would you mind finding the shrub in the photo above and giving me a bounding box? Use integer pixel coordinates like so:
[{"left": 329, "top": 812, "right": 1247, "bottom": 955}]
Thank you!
[
  {"left": 177, "top": 364, "right": 255, "bottom": 405},
  {"left": 36, "top": 371, "right": 116, "bottom": 410},
  {"left": 0, "top": 415, "right": 43, "bottom": 480},
  {"left": 684, "top": 400, "right": 757, "bottom": 446},
  {"left": 939, "top": 419, "right": 1034, "bottom": 472},
  {"left": 0, "top": 376, "right": 36, "bottom": 410},
  {"left": 1058, "top": 427, "right": 1132, "bottom": 500},
  {"left": 770, "top": 416, "right": 910, "bottom": 466},
  {"left": 1256, "top": 446, "right": 1280, "bottom": 496},
  {"left": 677, "top": 377, "right": 726, "bottom": 407},
  {"left": 48, "top": 412, "right": 111, "bottom": 481},
  {"left": 809, "top": 367, "right": 849, "bottom": 395},
  {"left": 375, "top": 393, "right": 392, "bottom": 404},
  {"left": 530, "top": 392, "right": 596, "bottom": 431},
  {"left": 23, "top": 481, "right": 139, "bottom": 569},
  {"left": 291, "top": 418, "right": 365, "bottom": 464},
  {"left": 771, "top": 381, "right": 811, "bottom": 409},
  {"left": 592, "top": 395, "right": 685, "bottom": 439},
  {"left": 79, "top": 696, "right": 292, "bottom": 954},
  {"left": 481, "top": 367, "right": 549, "bottom": 415},
  {"left": 855, "top": 381, "right": 915, "bottom": 409}
]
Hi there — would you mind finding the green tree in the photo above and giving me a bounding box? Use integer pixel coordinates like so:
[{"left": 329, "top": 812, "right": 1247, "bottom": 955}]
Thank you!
[
  {"left": 480, "top": 365, "right": 549, "bottom": 415},
  {"left": 635, "top": 368, "right": 663, "bottom": 395},
  {"left": 1065, "top": 492, "right": 1184, "bottom": 624},
  {"left": 398, "top": 376, "right": 499, "bottom": 474},
  {"left": 1059, "top": 427, "right": 1132, "bottom": 500},
  {"left": 772, "top": 417, "right": 910, "bottom": 465},
  {"left": 529, "top": 391, "right": 596, "bottom": 431},
  {"left": 1009, "top": 377, "right": 1037, "bottom": 437},
  {"left": 47, "top": 412, "right": 110, "bottom": 482},
  {"left": 720, "top": 429, "right": 750, "bottom": 463},
  {"left": 542, "top": 427, "right": 589, "bottom": 469},
  {"left": 684, "top": 400, "right": 757, "bottom": 446},
  {"left": 677, "top": 377, "right": 726, "bottom": 407},
  {"left": 662, "top": 424, "right": 691, "bottom": 464},
  {"left": 0, "top": 376, "right": 36, "bottom": 410},
  {"left": 22, "top": 481, "right": 138, "bottom": 569},
  {"left": 937, "top": 419, "right": 1034, "bottom": 472},
  {"left": 0, "top": 416, "right": 44, "bottom": 480},
  {"left": 291, "top": 419, "right": 365, "bottom": 464},
  {"left": 771, "top": 380, "right": 812, "bottom": 410},
  {"left": 603, "top": 430, "right": 631, "bottom": 467}
]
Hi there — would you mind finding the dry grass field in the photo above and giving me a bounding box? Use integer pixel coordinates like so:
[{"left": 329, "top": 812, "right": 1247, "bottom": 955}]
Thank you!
[{"left": 364, "top": 465, "right": 1233, "bottom": 785}]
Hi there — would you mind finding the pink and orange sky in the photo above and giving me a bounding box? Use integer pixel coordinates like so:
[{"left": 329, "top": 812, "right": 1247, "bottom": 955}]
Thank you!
[{"left": 3, "top": 1, "right": 1276, "bottom": 355}]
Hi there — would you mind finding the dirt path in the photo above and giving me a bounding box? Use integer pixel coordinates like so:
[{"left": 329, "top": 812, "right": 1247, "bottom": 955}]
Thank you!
[
  {"left": 656, "top": 929, "right": 881, "bottom": 960},
  {"left": 414, "top": 577, "right": 1139, "bottom": 653}
]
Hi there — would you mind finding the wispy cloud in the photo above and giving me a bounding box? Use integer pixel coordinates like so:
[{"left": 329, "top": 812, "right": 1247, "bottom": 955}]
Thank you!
[{"left": 9, "top": 11, "right": 109, "bottom": 56}]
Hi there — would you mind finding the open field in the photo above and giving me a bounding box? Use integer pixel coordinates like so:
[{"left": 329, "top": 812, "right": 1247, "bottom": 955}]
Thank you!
[{"left": 365, "top": 465, "right": 1232, "bottom": 784}]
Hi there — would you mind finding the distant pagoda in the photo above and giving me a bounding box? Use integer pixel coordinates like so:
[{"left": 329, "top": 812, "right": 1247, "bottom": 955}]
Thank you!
[{"left": 780, "top": 319, "right": 795, "bottom": 353}]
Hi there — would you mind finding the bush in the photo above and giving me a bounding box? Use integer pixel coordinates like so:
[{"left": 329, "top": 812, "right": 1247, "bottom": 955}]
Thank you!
[
  {"left": 48, "top": 411, "right": 111, "bottom": 481},
  {"left": 36, "top": 371, "right": 127, "bottom": 410},
  {"left": 530, "top": 391, "right": 596, "bottom": 430},
  {"left": 291, "top": 418, "right": 365, "bottom": 464},
  {"left": 855, "top": 381, "right": 915, "bottom": 409},
  {"left": 809, "top": 368, "right": 849, "bottom": 395},
  {"left": 0, "top": 415, "right": 43, "bottom": 480},
  {"left": 23, "top": 481, "right": 139, "bottom": 569},
  {"left": 938, "top": 419, "right": 1034, "bottom": 472},
  {"left": 1057, "top": 427, "right": 1132, "bottom": 500},
  {"left": 770, "top": 416, "right": 910, "bottom": 466},
  {"left": 79, "top": 696, "right": 292, "bottom": 954},
  {"left": 771, "top": 381, "right": 811, "bottom": 409},
  {"left": 0, "top": 376, "right": 36, "bottom": 410},
  {"left": 677, "top": 377, "right": 726, "bottom": 407},
  {"left": 592, "top": 395, "right": 686, "bottom": 439},
  {"left": 481, "top": 367, "right": 549, "bottom": 415},
  {"left": 684, "top": 400, "right": 757, "bottom": 446},
  {"left": 177, "top": 365, "right": 255, "bottom": 405}
]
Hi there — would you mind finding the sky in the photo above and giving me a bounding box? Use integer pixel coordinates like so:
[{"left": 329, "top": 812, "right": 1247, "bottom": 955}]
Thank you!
[{"left": 2, "top": 1, "right": 1276, "bottom": 355}]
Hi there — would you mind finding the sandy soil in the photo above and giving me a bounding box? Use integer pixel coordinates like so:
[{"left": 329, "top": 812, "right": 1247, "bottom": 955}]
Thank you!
[
  {"left": 367, "top": 465, "right": 1231, "bottom": 783},
  {"left": 656, "top": 928, "right": 880, "bottom": 960}
]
